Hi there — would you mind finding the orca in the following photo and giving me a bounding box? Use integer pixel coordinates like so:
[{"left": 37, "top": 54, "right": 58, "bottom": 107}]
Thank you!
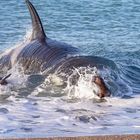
[{"left": 0, "top": 0, "right": 114, "bottom": 98}]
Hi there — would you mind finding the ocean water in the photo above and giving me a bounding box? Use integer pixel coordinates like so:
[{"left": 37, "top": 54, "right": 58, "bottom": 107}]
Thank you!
[{"left": 0, "top": 0, "right": 140, "bottom": 138}]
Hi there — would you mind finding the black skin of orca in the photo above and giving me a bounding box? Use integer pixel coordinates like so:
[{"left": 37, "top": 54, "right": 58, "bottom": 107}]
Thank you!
[{"left": 0, "top": 0, "right": 115, "bottom": 97}]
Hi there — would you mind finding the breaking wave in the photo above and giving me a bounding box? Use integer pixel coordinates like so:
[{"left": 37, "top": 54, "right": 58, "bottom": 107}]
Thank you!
[{"left": 0, "top": 58, "right": 138, "bottom": 101}]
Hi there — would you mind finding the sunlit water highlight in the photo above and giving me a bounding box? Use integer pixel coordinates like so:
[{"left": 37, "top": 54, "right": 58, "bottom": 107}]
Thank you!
[{"left": 0, "top": 0, "right": 140, "bottom": 138}]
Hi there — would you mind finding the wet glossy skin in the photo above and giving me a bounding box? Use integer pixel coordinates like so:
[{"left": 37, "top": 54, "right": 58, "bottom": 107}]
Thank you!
[{"left": 93, "top": 76, "right": 111, "bottom": 98}]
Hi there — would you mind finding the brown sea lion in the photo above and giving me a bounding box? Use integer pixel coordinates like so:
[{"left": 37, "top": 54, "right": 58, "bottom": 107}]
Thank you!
[{"left": 93, "top": 76, "right": 111, "bottom": 98}]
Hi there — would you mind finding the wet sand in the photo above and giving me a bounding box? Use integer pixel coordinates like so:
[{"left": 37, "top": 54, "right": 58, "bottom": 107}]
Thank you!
[{"left": 1, "top": 134, "right": 140, "bottom": 140}]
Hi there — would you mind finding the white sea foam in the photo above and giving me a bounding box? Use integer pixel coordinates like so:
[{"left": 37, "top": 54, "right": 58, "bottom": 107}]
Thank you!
[
  {"left": 7, "top": 64, "right": 28, "bottom": 86},
  {"left": 30, "top": 66, "right": 102, "bottom": 99},
  {"left": 0, "top": 29, "right": 32, "bottom": 99},
  {"left": 65, "top": 66, "right": 101, "bottom": 99},
  {"left": 0, "top": 64, "right": 28, "bottom": 99}
]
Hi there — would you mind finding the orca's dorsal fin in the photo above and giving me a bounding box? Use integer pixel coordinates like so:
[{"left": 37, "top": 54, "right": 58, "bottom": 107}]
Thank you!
[{"left": 25, "top": 0, "right": 46, "bottom": 42}]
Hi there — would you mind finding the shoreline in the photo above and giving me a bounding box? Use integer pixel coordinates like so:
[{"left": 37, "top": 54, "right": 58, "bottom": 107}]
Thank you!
[{"left": 1, "top": 134, "right": 140, "bottom": 140}]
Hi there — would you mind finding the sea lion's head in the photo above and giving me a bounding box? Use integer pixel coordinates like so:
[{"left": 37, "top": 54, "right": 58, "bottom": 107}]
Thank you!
[{"left": 93, "top": 76, "right": 111, "bottom": 98}]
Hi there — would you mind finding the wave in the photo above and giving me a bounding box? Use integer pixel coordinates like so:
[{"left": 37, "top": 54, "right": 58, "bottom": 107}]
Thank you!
[
  {"left": 0, "top": 58, "right": 139, "bottom": 101},
  {"left": 0, "top": 57, "right": 138, "bottom": 101}
]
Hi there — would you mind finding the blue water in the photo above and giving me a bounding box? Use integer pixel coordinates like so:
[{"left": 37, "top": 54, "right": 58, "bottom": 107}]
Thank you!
[{"left": 0, "top": 0, "right": 140, "bottom": 138}]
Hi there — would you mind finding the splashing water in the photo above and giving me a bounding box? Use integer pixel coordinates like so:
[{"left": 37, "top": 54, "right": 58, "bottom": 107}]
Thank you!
[
  {"left": 30, "top": 66, "right": 102, "bottom": 99},
  {"left": 65, "top": 67, "right": 100, "bottom": 99},
  {"left": 0, "top": 28, "right": 33, "bottom": 99},
  {"left": 0, "top": 64, "right": 28, "bottom": 99}
]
